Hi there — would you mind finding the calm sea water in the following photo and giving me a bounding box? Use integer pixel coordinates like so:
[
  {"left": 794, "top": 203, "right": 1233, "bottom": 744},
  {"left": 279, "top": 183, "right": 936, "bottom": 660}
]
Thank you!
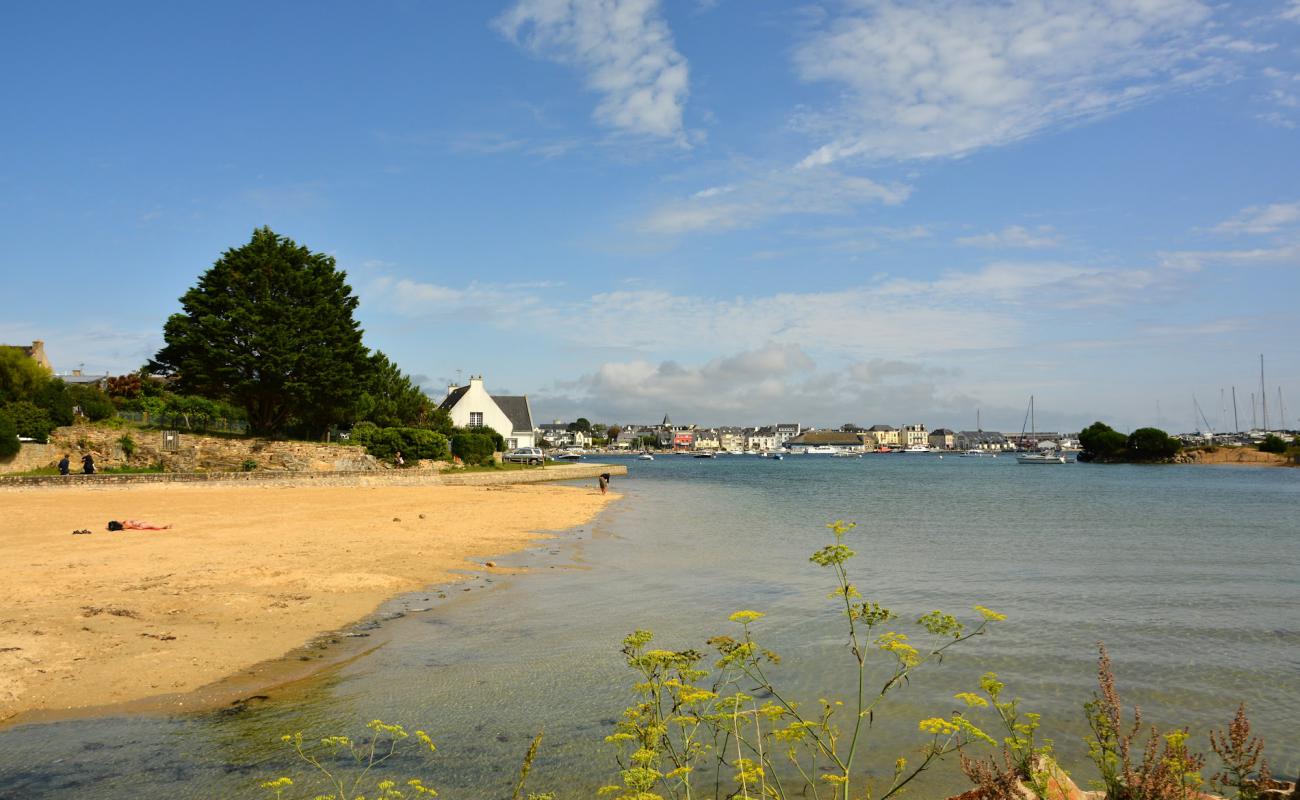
[{"left": 2, "top": 455, "right": 1297, "bottom": 798}]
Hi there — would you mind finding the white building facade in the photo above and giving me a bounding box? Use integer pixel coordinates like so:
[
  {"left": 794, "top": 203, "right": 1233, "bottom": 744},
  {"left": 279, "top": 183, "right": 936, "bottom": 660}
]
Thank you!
[{"left": 440, "top": 376, "right": 536, "bottom": 450}]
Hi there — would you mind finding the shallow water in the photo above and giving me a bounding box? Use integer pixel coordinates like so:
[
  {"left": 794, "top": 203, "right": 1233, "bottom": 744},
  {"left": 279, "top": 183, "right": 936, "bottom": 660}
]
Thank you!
[{"left": 2, "top": 455, "right": 1297, "bottom": 798}]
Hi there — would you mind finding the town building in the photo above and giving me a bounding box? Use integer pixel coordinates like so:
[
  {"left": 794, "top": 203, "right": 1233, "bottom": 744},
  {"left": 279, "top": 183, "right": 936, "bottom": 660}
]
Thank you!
[
  {"left": 717, "top": 427, "right": 748, "bottom": 452},
  {"left": 899, "top": 424, "right": 929, "bottom": 447},
  {"left": 928, "top": 428, "right": 956, "bottom": 450},
  {"left": 693, "top": 429, "right": 721, "bottom": 450},
  {"left": 439, "top": 375, "right": 536, "bottom": 450},
  {"left": 955, "top": 430, "right": 1011, "bottom": 451},
  {"left": 773, "top": 423, "right": 802, "bottom": 447},
  {"left": 863, "top": 425, "right": 899, "bottom": 447},
  {"left": 536, "top": 422, "right": 591, "bottom": 449},
  {"left": 745, "top": 426, "right": 777, "bottom": 451},
  {"left": 784, "top": 430, "right": 868, "bottom": 451},
  {"left": 0, "top": 340, "right": 51, "bottom": 370}
]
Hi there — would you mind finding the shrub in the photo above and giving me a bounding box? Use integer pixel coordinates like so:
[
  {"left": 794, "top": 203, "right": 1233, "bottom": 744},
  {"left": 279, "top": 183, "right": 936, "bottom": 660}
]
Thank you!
[
  {"left": 1084, "top": 644, "right": 1207, "bottom": 799},
  {"left": 33, "top": 379, "right": 75, "bottom": 426},
  {"left": 451, "top": 430, "right": 498, "bottom": 465},
  {"left": 348, "top": 421, "right": 379, "bottom": 447},
  {"left": 68, "top": 384, "right": 116, "bottom": 421},
  {"left": 1257, "top": 434, "right": 1287, "bottom": 454},
  {"left": 1125, "top": 427, "right": 1180, "bottom": 462},
  {"left": 401, "top": 428, "right": 449, "bottom": 461},
  {"left": 0, "top": 411, "right": 18, "bottom": 459},
  {"left": 2, "top": 400, "right": 54, "bottom": 443},
  {"left": 360, "top": 426, "right": 450, "bottom": 462},
  {"left": 105, "top": 373, "right": 143, "bottom": 399},
  {"left": 117, "top": 434, "right": 136, "bottom": 458},
  {"left": 242, "top": 459, "right": 258, "bottom": 472},
  {"left": 1079, "top": 421, "right": 1129, "bottom": 462}
]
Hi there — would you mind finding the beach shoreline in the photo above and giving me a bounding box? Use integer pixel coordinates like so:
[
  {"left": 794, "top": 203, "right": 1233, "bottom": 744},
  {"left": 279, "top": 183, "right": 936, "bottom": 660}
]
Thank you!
[{"left": 0, "top": 481, "right": 618, "bottom": 726}]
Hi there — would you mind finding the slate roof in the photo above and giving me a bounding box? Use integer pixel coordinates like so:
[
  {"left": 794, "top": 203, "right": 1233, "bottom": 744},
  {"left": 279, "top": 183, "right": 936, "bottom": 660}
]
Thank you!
[
  {"left": 494, "top": 395, "right": 534, "bottom": 434},
  {"left": 438, "top": 385, "right": 470, "bottom": 411},
  {"left": 867, "top": 424, "right": 896, "bottom": 432},
  {"left": 786, "top": 431, "right": 866, "bottom": 446}
]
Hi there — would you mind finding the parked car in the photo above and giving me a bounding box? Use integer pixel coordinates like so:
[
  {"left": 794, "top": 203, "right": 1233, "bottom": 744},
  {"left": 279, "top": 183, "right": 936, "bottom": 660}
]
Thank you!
[{"left": 504, "top": 447, "right": 544, "bottom": 465}]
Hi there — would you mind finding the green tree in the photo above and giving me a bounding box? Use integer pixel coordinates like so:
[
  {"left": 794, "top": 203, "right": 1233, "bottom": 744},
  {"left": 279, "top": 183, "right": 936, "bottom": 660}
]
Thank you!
[
  {"left": 1078, "top": 421, "right": 1128, "bottom": 462},
  {"left": 607, "top": 424, "right": 623, "bottom": 444},
  {"left": 150, "top": 227, "right": 371, "bottom": 436},
  {"left": 0, "top": 409, "right": 18, "bottom": 459},
  {"left": 424, "top": 407, "right": 454, "bottom": 436},
  {"left": 33, "top": 379, "right": 75, "bottom": 426},
  {"left": 2, "top": 400, "right": 54, "bottom": 443},
  {"left": 1258, "top": 434, "right": 1287, "bottom": 454},
  {"left": 356, "top": 351, "right": 432, "bottom": 429},
  {"left": 567, "top": 417, "right": 592, "bottom": 433},
  {"left": 67, "top": 384, "right": 115, "bottom": 421},
  {"left": 0, "top": 348, "right": 51, "bottom": 404},
  {"left": 451, "top": 426, "right": 504, "bottom": 466},
  {"left": 359, "top": 427, "right": 449, "bottom": 462},
  {"left": 1126, "top": 427, "right": 1180, "bottom": 461}
]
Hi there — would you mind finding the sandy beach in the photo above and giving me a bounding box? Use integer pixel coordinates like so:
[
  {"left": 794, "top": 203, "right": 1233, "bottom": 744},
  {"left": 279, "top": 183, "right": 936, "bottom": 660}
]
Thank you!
[{"left": 0, "top": 481, "right": 615, "bottom": 724}]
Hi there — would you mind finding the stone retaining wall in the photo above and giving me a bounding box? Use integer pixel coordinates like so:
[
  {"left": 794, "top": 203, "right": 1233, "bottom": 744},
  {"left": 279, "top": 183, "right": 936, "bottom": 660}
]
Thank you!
[
  {"left": 0, "top": 463, "right": 627, "bottom": 490},
  {"left": 0, "top": 425, "right": 383, "bottom": 475},
  {"left": 0, "top": 442, "right": 56, "bottom": 474}
]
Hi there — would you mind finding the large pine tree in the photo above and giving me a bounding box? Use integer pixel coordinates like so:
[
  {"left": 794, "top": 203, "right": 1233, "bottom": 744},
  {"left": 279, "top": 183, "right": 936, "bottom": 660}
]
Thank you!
[{"left": 151, "top": 227, "right": 371, "bottom": 436}]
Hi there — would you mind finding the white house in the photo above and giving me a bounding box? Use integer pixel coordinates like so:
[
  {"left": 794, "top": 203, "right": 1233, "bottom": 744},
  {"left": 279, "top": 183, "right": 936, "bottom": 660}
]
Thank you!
[{"left": 439, "top": 375, "right": 536, "bottom": 450}]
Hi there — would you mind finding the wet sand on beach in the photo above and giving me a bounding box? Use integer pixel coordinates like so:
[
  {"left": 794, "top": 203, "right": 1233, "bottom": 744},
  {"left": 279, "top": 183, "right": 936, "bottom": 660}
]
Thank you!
[{"left": 0, "top": 482, "right": 615, "bottom": 723}]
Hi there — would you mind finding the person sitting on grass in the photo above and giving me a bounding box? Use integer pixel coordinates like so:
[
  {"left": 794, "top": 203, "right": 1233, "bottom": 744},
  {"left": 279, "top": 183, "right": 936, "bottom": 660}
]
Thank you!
[{"left": 107, "top": 519, "right": 172, "bottom": 531}]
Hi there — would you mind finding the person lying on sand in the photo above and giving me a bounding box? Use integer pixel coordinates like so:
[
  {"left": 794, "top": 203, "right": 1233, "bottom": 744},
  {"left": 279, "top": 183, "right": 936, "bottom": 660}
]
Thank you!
[{"left": 107, "top": 519, "right": 173, "bottom": 531}]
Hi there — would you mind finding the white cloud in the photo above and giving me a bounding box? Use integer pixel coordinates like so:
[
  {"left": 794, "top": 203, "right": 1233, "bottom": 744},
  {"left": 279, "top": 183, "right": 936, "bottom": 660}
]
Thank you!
[
  {"left": 638, "top": 167, "right": 910, "bottom": 235},
  {"left": 532, "top": 343, "right": 976, "bottom": 425},
  {"left": 0, "top": 322, "right": 159, "bottom": 376},
  {"left": 494, "top": 0, "right": 690, "bottom": 142},
  {"left": 1210, "top": 201, "right": 1300, "bottom": 235},
  {"left": 876, "top": 261, "right": 1169, "bottom": 308},
  {"left": 368, "top": 256, "right": 1180, "bottom": 362},
  {"left": 1160, "top": 243, "right": 1300, "bottom": 269},
  {"left": 363, "top": 276, "right": 555, "bottom": 317},
  {"left": 957, "top": 225, "right": 1061, "bottom": 249},
  {"left": 791, "top": 0, "right": 1223, "bottom": 164},
  {"left": 1283, "top": 1, "right": 1300, "bottom": 22}
]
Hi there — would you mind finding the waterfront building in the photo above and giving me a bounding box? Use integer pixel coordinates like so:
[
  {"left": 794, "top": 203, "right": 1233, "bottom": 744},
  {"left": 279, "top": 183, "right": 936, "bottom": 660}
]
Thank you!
[
  {"left": 863, "top": 425, "right": 899, "bottom": 447},
  {"left": 784, "top": 430, "right": 868, "bottom": 451},
  {"left": 956, "top": 430, "right": 1010, "bottom": 450},
  {"left": 717, "top": 427, "right": 748, "bottom": 451},
  {"left": 694, "top": 429, "right": 721, "bottom": 450},
  {"left": 773, "top": 423, "right": 802, "bottom": 447},
  {"left": 745, "top": 426, "right": 777, "bottom": 451},
  {"left": 440, "top": 375, "right": 536, "bottom": 449},
  {"left": 535, "top": 422, "right": 591, "bottom": 449},
  {"left": 928, "top": 428, "right": 956, "bottom": 450},
  {"left": 899, "top": 424, "right": 929, "bottom": 447}
]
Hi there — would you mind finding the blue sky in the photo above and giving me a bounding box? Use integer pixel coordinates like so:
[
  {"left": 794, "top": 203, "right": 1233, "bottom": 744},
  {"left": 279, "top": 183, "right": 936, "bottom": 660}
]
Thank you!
[{"left": 3, "top": 0, "right": 1299, "bottom": 433}]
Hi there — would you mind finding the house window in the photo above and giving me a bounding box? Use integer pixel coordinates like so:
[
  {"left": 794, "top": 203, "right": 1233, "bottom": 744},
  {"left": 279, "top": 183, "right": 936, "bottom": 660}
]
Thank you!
[{"left": 469, "top": 412, "right": 484, "bottom": 427}]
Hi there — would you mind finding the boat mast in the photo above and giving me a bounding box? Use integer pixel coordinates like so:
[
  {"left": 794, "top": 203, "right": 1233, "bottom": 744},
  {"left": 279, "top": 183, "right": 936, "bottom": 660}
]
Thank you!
[
  {"left": 1260, "top": 354, "right": 1268, "bottom": 431},
  {"left": 1232, "top": 386, "right": 1240, "bottom": 433},
  {"left": 1251, "top": 392, "right": 1257, "bottom": 429}
]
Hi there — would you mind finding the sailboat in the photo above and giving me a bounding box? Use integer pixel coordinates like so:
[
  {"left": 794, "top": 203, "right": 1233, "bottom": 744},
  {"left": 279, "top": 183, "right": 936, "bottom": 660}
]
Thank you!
[{"left": 1016, "top": 395, "right": 1067, "bottom": 465}]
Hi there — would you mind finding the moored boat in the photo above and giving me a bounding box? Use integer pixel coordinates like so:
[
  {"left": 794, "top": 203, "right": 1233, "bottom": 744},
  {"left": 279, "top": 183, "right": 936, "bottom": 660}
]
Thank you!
[{"left": 1016, "top": 451, "right": 1066, "bottom": 464}]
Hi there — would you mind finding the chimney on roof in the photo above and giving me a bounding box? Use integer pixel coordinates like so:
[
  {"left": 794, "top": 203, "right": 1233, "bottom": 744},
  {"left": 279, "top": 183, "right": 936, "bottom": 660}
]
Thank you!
[{"left": 27, "top": 340, "right": 51, "bottom": 370}]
